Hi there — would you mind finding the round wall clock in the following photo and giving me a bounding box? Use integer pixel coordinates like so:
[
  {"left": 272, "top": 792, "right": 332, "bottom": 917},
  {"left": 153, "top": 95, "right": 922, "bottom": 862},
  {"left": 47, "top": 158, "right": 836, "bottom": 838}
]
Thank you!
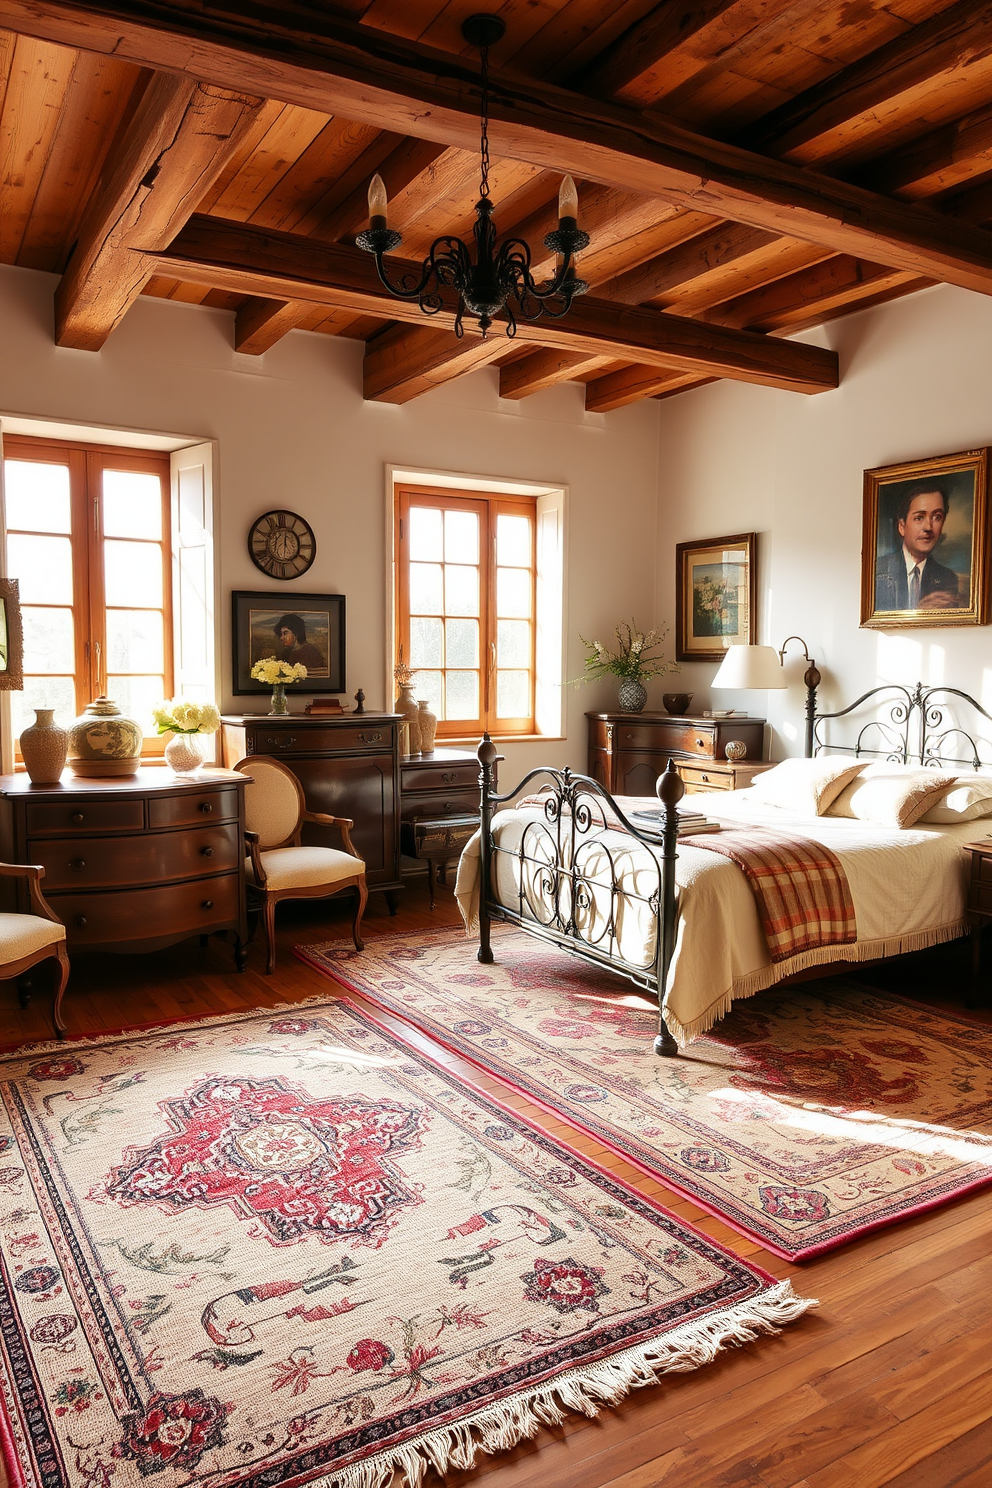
[{"left": 248, "top": 510, "right": 316, "bottom": 580}]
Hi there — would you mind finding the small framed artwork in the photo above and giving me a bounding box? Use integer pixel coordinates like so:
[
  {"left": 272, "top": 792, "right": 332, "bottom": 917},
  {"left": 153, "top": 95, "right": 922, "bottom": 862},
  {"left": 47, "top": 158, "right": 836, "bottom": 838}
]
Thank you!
[
  {"left": 232, "top": 591, "right": 346, "bottom": 696},
  {"left": 675, "top": 533, "right": 757, "bottom": 662},
  {"left": 0, "top": 578, "right": 23, "bottom": 691},
  {"left": 861, "top": 449, "right": 990, "bottom": 629}
]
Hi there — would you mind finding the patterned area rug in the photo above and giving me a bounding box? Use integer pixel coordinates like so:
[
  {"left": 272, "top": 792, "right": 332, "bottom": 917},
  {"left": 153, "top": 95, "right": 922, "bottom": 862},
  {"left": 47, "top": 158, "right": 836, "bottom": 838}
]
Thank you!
[
  {"left": 299, "top": 925, "right": 992, "bottom": 1262},
  {"left": 0, "top": 1002, "right": 811, "bottom": 1488}
]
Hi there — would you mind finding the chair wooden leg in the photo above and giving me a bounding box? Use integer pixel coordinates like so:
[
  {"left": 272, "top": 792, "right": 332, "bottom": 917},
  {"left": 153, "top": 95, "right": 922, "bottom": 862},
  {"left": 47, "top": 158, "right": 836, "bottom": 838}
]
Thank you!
[
  {"left": 263, "top": 897, "right": 278, "bottom": 974},
  {"left": 52, "top": 944, "right": 69, "bottom": 1038},
  {"left": 352, "top": 877, "right": 368, "bottom": 952}
]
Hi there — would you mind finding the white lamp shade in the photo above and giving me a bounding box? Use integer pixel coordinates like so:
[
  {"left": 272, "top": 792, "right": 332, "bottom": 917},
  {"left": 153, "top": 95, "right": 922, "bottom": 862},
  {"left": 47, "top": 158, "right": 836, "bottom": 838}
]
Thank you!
[{"left": 712, "top": 644, "right": 787, "bottom": 690}]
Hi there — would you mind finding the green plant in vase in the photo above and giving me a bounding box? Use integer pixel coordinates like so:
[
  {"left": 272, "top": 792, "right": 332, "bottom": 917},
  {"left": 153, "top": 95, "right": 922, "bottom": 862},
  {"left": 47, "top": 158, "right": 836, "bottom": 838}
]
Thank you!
[{"left": 575, "top": 621, "right": 679, "bottom": 714}]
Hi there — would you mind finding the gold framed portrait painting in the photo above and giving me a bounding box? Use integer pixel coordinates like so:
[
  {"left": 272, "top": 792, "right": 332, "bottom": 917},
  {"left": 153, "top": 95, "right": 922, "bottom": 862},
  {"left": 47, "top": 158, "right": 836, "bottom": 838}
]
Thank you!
[
  {"left": 675, "top": 533, "right": 757, "bottom": 662},
  {"left": 862, "top": 449, "right": 990, "bottom": 629}
]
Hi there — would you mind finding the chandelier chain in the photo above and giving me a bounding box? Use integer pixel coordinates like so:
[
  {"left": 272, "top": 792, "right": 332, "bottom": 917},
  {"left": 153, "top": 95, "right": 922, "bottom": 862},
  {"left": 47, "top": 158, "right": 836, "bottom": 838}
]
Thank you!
[{"left": 479, "top": 40, "right": 491, "bottom": 200}]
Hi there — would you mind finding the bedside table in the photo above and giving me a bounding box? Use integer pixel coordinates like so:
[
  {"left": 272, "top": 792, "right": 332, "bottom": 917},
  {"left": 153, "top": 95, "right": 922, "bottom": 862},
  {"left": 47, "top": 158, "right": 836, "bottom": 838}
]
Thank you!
[
  {"left": 962, "top": 841, "right": 992, "bottom": 1007},
  {"left": 677, "top": 760, "right": 774, "bottom": 794}
]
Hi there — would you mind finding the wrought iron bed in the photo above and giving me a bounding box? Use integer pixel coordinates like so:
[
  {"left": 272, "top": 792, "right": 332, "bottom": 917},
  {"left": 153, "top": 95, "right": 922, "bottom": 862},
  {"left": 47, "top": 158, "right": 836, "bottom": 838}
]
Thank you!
[{"left": 474, "top": 682, "right": 992, "bottom": 1056}]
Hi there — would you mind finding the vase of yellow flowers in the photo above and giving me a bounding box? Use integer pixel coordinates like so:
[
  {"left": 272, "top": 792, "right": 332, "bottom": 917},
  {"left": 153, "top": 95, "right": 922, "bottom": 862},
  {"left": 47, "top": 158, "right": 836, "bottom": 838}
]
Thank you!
[
  {"left": 576, "top": 621, "right": 679, "bottom": 714},
  {"left": 250, "top": 657, "right": 308, "bottom": 715},
  {"left": 152, "top": 699, "right": 222, "bottom": 775}
]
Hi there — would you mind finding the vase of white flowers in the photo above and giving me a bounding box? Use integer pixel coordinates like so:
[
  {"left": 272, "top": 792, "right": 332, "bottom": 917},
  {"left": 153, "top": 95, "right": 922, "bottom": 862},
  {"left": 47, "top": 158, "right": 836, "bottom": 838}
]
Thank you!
[
  {"left": 250, "top": 657, "right": 308, "bottom": 715},
  {"left": 576, "top": 621, "right": 679, "bottom": 713},
  {"left": 152, "top": 699, "right": 222, "bottom": 776}
]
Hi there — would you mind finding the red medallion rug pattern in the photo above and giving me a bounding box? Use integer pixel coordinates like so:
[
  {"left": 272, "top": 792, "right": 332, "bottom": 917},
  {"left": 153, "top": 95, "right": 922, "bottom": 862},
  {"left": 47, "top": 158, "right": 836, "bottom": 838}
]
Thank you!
[
  {"left": 299, "top": 925, "right": 992, "bottom": 1262},
  {"left": 0, "top": 1002, "right": 812, "bottom": 1488}
]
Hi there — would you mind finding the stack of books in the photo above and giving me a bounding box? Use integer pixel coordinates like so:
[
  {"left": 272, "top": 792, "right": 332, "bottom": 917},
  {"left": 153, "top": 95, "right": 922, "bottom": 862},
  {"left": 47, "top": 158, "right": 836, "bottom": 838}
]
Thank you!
[{"left": 630, "top": 806, "right": 721, "bottom": 837}]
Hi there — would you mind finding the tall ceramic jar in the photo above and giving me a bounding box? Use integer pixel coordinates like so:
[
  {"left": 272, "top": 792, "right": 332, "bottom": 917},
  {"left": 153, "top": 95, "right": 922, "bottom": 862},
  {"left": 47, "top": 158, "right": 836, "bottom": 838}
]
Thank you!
[
  {"left": 19, "top": 709, "right": 68, "bottom": 784},
  {"left": 416, "top": 698, "right": 437, "bottom": 754},
  {"left": 68, "top": 696, "right": 143, "bottom": 776}
]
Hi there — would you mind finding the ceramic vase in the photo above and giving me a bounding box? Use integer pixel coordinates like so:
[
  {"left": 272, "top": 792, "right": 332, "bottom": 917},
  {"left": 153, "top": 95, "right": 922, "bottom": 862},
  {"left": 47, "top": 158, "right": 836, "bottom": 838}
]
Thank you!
[
  {"left": 395, "top": 680, "right": 421, "bottom": 753},
  {"left": 68, "top": 696, "right": 142, "bottom": 776},
  {"left": 617, "top": 678, "right": 648, "bottom": 714},
  {"left": 19, "top": 709, "right": 68, "bottom": 784},
  {"left": 269, "top": 683, "right": 289, "bottom": 717},
  {"left": 416, "top": 698, "right": 437, "bottom": 753},
  {"left": 165, "top": 733, "right": 206, "bottom": 776}
]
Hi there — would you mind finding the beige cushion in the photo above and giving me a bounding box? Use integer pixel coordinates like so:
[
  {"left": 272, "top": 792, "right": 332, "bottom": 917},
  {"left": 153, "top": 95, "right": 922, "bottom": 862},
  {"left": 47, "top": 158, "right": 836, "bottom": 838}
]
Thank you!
[
  {"left": 748, "top": 757, "right": 868, "bottom": 816},
  {"left": 0, "top": 914, "right": 65, "bottom": 963},
  {"left": 826, "top": 766, "right": 959, "bottom": 827},
  {"left": 919, "top": 775, "right": 992, "bottom": 823},
  {"left": 250, "top": 845, "right": 364, "bottom": 892},
  {"left": 243, "top": 759, "right": 302, "bottom": 847}
]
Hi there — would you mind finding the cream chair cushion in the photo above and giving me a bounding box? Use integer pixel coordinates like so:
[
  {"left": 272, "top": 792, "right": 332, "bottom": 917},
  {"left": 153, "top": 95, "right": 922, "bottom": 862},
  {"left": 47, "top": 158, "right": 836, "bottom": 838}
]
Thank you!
[
  {"left": 243, "top": 759, "right": 303, "bottom": 847},
  {"left": 0, "top": 914, "right": 65, "bottom": 963},
  {"left": 249, "top": 846, "right": 364, "bottom": 892}
]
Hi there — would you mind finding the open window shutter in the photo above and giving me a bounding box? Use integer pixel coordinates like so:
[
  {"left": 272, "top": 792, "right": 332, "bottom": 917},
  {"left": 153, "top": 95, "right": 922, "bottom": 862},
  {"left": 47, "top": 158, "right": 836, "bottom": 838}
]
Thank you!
[{"left": 170, "top": 442, "right": 216, "bottom": 716}]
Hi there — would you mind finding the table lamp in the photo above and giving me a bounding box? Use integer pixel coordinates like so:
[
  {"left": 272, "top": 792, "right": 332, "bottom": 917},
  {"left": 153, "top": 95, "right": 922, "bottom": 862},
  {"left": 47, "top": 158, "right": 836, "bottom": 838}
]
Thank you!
[{"left": 713, "top": 638, "right": 820, "bottom": 756}]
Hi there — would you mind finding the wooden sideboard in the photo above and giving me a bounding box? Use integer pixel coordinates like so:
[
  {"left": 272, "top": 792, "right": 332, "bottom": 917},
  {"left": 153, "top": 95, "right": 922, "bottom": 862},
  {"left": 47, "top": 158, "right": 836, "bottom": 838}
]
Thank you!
[
  {"left": 0, "top": 769, "right": 248, "bottom": 963},
  {"left": 587, "top": 712, "right": 767, "bottom": 797},
  {"left": 221, "top": 713, "right": 403, "bottom": 900}
]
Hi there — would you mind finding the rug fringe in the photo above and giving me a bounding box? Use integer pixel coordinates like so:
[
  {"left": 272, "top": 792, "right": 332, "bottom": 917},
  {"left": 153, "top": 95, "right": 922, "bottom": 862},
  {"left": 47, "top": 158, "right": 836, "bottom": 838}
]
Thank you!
[{"left": 307, "top": 1281, "right": 815, "bottom": 1488}]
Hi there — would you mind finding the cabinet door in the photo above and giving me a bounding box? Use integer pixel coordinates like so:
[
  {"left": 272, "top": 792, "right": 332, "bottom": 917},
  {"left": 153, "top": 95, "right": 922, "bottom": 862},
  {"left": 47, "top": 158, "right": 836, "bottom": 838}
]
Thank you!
[
  {"left": 291, "top": 754, "right": 398, "bottom": 886},
  {"left": 615, "top": 753, "right": 665, "bottom": 799},
  {"left": 587, "top": 749, "right": 612, "bottom": 792}
]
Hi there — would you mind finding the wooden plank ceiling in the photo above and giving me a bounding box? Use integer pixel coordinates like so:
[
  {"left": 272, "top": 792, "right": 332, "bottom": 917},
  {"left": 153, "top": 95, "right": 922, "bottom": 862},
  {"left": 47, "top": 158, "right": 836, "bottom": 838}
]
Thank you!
[{"left": 2, "top": 0, "right": 992, "bottom": 409}]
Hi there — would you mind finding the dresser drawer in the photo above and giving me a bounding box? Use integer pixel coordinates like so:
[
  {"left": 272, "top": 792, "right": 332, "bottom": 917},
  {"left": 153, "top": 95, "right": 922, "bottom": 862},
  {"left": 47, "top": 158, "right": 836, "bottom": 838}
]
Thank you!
[
  {"left": 679, "top": 766, "right": 733, "bottom": 791},
  {"left": 28, "top": 822, "right": 241, "bottom": 891},
  {"left": 615, "top": 722, "right": 715, "bottom": 756},
  {"left": 249, "top": 724, "right": 395, "bottom": 755},
  {"left": 400, "top": 789, "right": 478, "bottom": 823},
  {"left": 400, "top": 763, "right": 478, "bottom": 793},
  {"left": 24, "top": 799, "right": 144, "bottom": 836},
  {"left": 147, "top": 787, "right": 240, "bottom": 829},
  {"left": 971, "top": 854, "right": 992, "bottom": 887},
  {"left": 55, "top": 873, "right": 241, "bottom": 946}
]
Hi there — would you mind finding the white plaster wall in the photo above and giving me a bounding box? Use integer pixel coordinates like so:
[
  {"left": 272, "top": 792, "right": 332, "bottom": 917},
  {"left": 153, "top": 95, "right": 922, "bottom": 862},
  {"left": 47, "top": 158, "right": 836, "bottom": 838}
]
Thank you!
[
  {"left": 656, "top": 284, "right": 992, "bottom": 759},
  {"left": 0, "top": 265, "right": 663, "bottom": 776}
]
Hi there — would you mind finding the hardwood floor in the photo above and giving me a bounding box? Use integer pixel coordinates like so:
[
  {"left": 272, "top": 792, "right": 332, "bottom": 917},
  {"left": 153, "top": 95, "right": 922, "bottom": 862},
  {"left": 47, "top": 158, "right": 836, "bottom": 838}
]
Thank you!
[{"left": 5, "top": 875, "right": 991, "bottom": 1488}]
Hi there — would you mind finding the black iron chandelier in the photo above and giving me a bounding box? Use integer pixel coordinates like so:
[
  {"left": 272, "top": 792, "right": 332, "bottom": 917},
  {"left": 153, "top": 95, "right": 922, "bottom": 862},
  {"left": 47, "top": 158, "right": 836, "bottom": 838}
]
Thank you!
[{"left": 356, "top": 13, "right": 589, "bottom": 339}]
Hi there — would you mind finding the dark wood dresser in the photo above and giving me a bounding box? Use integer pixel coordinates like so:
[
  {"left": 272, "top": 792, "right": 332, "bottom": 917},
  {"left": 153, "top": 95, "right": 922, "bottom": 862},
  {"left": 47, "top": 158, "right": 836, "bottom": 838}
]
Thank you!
[
  {"left": 399, "top": 747, "right": 482, "bottom": 824},
  {"left": 221, "top": 713, "right": 402, "bottom": 899},
  {"left": 0, "top": 769, "right": 247, "bottom": 961},
  {"left": 587, "top": 712, "right": 766, "bottom": 797}
]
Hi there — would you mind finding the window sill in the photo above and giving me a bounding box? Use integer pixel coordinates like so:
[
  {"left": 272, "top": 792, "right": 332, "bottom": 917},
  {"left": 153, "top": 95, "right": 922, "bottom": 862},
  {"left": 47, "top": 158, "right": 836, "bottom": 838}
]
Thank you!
[{"left": 440, "top": 735, "right": 565, "bottom": 745}]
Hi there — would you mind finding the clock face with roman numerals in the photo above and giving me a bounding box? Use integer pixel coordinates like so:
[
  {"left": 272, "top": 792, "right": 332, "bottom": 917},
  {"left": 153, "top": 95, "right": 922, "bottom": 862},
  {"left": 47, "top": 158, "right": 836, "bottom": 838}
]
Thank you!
[{"left": 248, "top": 510, "right": 316, "bottom": 580}]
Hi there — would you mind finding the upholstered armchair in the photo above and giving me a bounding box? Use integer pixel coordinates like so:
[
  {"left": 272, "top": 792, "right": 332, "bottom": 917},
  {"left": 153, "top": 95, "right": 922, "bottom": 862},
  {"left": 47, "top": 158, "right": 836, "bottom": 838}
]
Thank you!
[
  {"left": 0, "top": 863, "right": 70, "bottom": 1036},
  {"left": 233, "top": 756, "right": 367, "bottom": 973}
]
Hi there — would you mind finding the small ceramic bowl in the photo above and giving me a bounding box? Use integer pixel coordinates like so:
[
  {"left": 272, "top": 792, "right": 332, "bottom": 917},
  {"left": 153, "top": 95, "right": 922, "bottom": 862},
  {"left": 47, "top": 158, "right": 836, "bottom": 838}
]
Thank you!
[{"left": 662, "top": 693, "right": 693, "bottom": 715}]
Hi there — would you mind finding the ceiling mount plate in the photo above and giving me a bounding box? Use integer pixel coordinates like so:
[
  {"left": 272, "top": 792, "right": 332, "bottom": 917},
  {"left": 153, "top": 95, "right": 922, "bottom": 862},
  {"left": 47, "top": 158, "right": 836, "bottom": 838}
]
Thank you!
[{"left": 461, "top": 14, "right": 507, "bottom": 49}]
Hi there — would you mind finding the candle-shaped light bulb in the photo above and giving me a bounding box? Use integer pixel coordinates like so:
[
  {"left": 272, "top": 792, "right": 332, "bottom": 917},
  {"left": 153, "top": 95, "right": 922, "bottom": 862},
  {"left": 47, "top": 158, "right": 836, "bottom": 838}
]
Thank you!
[
  {"left": 558, "top": 174, "right": 578, "bottom": 223},
  {"left": 368, "top": 173, "right": 388, "bottom": 225}
]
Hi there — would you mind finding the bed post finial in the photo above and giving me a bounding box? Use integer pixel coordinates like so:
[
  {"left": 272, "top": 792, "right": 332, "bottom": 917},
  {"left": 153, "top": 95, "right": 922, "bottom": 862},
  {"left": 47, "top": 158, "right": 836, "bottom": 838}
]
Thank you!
[
  {"left": 477, "top": 734, "right": 497, "bottom": 964},
  {"left": 654, "top": 759, "right": 684, "bottom": 1058}
]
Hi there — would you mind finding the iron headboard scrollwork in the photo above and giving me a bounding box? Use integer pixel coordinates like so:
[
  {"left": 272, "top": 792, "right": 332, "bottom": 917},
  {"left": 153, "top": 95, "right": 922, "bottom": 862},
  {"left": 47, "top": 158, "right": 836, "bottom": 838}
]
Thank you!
[{"left": 810, "top": 682, "right": 992, "bottom": 770}]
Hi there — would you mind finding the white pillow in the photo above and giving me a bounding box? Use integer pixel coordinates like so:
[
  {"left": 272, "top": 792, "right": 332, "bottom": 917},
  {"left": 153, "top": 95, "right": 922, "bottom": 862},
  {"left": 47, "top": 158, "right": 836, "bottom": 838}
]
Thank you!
[
  {"left": 918, "top": 775, "right": 992, "bottom": 823},
  {"left": 826, "top": 766, "right": 959, "bottom": 828},
  {"left": 748, "top": 757, "right": 867, "bottom": 816}
]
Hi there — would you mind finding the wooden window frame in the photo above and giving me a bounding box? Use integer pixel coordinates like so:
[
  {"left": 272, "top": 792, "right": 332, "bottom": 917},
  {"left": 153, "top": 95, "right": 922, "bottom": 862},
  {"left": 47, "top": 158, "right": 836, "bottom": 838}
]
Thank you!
[
  {"left": 395, "top": 483, "right": 537, "bottom": 739},
  {"left": 3, "top": 433, "right": 174, "bottom": 759}
]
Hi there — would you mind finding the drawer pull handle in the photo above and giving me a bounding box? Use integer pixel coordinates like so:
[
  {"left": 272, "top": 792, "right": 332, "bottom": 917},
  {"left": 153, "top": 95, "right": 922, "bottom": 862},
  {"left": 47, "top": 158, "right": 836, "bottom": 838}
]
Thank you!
[
  {"left": 70, "top": 812, "right": 85, "bottom": 824},
  {"left": 69, "top": 858, "right": 86, "bottom": 872},
  {"left": 442, "top": 772, "right": 456, "bottom": 783},
  {"left": 199, "top": 803, "right": 213, "bottom": 814},
  {"left": 277, "top": 737, "right": 297, "bottom": 749},
  {"left": 201, "top": 846, "right": 214, "bottom": 857},
  {"left": 74, "top": 915, "right": 87, "bottom": 928},
  {"left": 358, "top": 731, "right": 383, "bottom": 744},
  {"left": 701, "top": 774, "right": 709, "bottom": 782},
  {"left": 696, "top": 739, "right": 705, "bottom": 747},
  {"left": 201, "top": 899, "right": 214, "bottom": 911}
]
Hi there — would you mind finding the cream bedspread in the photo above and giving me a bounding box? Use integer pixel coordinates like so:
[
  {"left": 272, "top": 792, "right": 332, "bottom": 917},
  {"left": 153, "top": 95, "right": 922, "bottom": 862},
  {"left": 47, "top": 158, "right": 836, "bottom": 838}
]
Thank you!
[{"left": 455, "top": 788, "right": 981, "bottom": 1044}]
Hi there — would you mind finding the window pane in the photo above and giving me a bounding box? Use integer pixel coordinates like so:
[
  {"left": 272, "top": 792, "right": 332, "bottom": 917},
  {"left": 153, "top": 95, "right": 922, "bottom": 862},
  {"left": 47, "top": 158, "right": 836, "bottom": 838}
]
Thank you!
[
  {"left": 107, "top": 609, "right": 165, "bottom": 672},
  {"left": 4, "top": 461, "right": 71, "bottom": 534},
  {"left": 497, "top": 619, "right": 530, "bottom": 667},
  {"left": 445, "top": 565, "right": 479, "bottom": 617},
  {"left": 107, "top": 675, "right": 164, "bottom": 735},
  {"left": 409, "top": 562, "right": 443, "bottom": 615},
  {"left": 496, "top": 566, "right": 532, "bottom": 618},
  {"left": 23, "top": 607, "right": 74, "bottom": 674},
  {"left": 8, "top": 534, "right": 73, "bottom": 603},
  {"left": 445, "top": 617, "right": 479, "bottom": 667},
  {"left": 445, "top": 670, "right": 478, "bottom": 720},
  {"left": 104, "top": 539, "right": 163, "bottom": 607},
  {"left": 497, "top": 512, "right": 531, "bottom": 567},
  {"left": 409, "top": 616, "right": 443, "bottom": 667},
  {"left": 444, "top": 510, "right": 479, "bottom": 564},
  {"left": 497, "top": 670, "right": 530, "bottom": 718},
  {"left": 12, "top": 676, "right": 76, "bottom": 740},
  {"left": 413, "top": 670, "right": 442, "bottom": 720},
  {"left": 103, "top": 470, "right": 163, "bottom": 539},
  {"left": 409, "top": 507, "right": 442, "bottom": 561}
]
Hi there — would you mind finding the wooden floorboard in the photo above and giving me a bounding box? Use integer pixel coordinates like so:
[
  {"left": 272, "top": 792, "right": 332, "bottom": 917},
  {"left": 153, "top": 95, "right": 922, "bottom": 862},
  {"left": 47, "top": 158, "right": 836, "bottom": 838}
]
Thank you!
[{"left": 2, "top": 873, "right": 990, "bottom": 1488}]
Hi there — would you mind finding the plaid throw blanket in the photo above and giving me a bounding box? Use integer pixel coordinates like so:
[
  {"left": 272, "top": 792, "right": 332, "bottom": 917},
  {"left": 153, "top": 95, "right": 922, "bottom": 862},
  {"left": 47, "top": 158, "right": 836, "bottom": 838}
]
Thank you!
[
  {"left": 510, "top": 793, "right": 857, "bottom": 964},
  {"left": 688, "top": 827, "right": 857, "bottom": 963}
]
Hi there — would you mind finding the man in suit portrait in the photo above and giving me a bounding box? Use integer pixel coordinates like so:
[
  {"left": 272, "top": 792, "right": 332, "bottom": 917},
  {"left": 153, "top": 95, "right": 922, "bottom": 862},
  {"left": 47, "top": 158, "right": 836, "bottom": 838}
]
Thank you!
[{"left": 874, "top": 483, "right": 962, "bottom": 611}]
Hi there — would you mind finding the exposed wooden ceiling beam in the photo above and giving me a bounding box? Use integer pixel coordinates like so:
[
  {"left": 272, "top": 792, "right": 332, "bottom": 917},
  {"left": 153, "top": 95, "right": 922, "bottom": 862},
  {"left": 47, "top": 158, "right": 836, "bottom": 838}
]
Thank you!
[
  {"left": 55, "top": 69, "right": 265, "bottom": 349},
  {"left": 5, "top": 1, "right": 992, "bottom": 296},
  {"left": 703, "top": 256, "right": 926, "bottom": 335},
  {"left": 499, "top": 348, "right": 613, "bottom": 400},
  {"left": 585, "top": 366, "right": 712, "bottom": 412},
  {"left": 154, "top": 216, "right": 838, "bottom": 394},
  {"left": 856, "top": 101, "right": 992, "bottom": 202}
]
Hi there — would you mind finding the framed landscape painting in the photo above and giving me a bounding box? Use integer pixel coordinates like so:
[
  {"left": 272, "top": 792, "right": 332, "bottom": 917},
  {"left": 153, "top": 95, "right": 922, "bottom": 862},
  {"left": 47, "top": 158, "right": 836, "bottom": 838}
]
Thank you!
[
  {"left": 675, "top": 533, "right": 757, "bottom": 662},
  {"left": 232, "top": 591, "right": 346, "bottom": 695},
  {"left": 861, "top": 448, "right": 990, "bottom": 629}
]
